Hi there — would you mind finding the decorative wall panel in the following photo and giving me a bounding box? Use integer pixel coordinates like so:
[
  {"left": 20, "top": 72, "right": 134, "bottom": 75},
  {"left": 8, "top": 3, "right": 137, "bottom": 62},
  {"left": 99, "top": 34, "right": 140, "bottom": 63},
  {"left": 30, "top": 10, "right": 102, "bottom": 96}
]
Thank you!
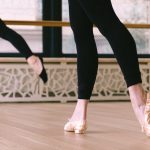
[{"left": 0, "top": 59, "right": 149, "bottom": 102}]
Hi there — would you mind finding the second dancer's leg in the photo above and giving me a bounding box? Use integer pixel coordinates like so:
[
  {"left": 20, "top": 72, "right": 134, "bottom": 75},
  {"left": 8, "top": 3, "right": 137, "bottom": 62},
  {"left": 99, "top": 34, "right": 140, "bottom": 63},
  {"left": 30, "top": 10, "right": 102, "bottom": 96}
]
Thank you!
[{"left": 0, "top": 19, "right": 47, "bottom": 83}]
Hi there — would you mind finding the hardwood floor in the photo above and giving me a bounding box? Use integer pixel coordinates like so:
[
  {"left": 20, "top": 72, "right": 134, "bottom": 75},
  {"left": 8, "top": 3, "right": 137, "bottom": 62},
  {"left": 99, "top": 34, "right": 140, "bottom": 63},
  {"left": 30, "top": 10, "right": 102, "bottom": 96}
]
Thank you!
[{"left": 0, "top": 102, "right": 149, "bottom": 150}]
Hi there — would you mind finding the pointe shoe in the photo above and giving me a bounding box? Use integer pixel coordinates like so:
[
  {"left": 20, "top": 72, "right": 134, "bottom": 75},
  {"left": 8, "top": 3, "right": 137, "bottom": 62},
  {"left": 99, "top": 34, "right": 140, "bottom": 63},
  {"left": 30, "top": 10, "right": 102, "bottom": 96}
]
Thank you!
[
  {"left": 27, "top": 56, "right": 48, "bottom": 83},
  {"left": 143, "top": 93, "right": 150, "bottom": 136},
  {"left": 64, "top": 120, "right": 87, "bottom": 134}
]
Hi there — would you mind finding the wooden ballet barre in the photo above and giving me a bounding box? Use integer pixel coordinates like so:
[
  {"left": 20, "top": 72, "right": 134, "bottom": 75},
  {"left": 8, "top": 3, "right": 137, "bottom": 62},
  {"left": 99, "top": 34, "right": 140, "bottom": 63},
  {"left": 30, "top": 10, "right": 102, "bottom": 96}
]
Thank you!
[
  {"left": 0, "top": 57, "right": 149, "bottom": 64},
  {"left": 4, "top": 20, "right": 150, "bottom": 28},
  {"left": 4, "top": 20, "right": 70, "bottom": 27},
  {"left": 126, "top": 24, "right": 150, "bottom": 29}
]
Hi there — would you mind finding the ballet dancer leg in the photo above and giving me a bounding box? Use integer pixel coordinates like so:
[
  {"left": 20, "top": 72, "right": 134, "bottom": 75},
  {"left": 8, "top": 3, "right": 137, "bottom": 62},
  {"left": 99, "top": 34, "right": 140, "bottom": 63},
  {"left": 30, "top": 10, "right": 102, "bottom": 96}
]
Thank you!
[
  {"left": 64, "top": 0, "right": 146, "bottom": 134},
  {"left": 0, "top": 19, "right": 47, "bottom": 83},
  {"left": 64, "top": 0, "right": 98, "bottom": 134}
]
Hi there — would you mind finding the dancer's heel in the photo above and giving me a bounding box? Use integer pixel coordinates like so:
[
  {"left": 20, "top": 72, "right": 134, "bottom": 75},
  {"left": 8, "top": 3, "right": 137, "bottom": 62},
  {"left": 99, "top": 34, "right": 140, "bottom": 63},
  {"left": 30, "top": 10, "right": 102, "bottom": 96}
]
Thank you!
[{"left": 27, "top": 55, "right": 48, "bottom": 83}]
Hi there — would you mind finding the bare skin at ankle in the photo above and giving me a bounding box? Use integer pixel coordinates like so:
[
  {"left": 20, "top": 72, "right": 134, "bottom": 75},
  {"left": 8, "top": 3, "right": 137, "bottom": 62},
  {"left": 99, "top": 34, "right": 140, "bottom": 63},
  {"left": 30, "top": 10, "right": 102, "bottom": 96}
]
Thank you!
[
  {"left": 69, "top": 99, "right": 89, "bottom": 122},
  {"left": 128, "top": 83, "right": 146, "bottom": 127},
  {"left": 69, "top": 84, "right": 146, "bottom": 129}
]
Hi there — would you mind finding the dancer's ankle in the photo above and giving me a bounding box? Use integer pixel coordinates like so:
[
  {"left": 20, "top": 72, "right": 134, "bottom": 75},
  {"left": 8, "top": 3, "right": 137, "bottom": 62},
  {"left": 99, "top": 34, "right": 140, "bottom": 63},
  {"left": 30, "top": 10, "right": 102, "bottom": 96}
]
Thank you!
[
  {"left": 128, "top": 83, "right": 146, "bottom": 106},
  {"left": 69, "top": 99, "right": 89, "bottom": 122},
  {"left": 27, "top": 55, "right": 37, "bottom": 64}
]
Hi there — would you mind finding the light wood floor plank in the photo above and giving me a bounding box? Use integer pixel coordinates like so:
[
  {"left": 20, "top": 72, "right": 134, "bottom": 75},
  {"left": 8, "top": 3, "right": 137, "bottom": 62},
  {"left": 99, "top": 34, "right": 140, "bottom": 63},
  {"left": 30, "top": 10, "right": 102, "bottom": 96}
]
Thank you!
[{"left": 0, "top": 102, "right": 149, "bottom": 150}]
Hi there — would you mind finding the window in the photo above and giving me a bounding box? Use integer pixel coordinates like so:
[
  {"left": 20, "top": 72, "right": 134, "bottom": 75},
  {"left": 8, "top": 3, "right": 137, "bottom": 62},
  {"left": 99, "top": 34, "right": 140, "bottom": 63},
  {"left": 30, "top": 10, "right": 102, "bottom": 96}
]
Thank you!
[
  {"left": 62, "top": 0, "right": 150, "bottom": 56},
  {"left": 0, "top": 0, "right": 42, "bottom": 56}
]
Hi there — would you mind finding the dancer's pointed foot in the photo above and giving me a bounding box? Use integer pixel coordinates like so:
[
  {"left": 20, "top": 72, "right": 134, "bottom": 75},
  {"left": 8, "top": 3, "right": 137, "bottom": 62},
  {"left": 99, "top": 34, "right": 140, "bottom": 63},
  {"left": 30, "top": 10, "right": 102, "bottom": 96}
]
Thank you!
[
  {"left": 27, "top": 55, "right": 48, "bottom": 83},
  {"left": 143, "top": 93, "right": 150, "bottom": 136}
]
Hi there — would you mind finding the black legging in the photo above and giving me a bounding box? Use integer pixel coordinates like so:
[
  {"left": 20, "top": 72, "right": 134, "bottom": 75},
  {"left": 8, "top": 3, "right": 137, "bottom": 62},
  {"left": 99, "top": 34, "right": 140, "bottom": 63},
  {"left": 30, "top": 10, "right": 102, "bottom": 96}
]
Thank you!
[
  {"left": 0, "top": 19, "right": 33, "bottom": 59},
  {"left": 68, "top": 0, "right": 142, "bottom": 99}
]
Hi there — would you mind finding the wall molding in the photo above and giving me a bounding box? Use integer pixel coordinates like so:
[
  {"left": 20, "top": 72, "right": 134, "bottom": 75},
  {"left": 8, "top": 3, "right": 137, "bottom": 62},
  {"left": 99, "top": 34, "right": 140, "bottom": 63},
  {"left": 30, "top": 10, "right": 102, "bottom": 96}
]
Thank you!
[{"left": 0, "top": 58, "right": 149, "bottom": 103}]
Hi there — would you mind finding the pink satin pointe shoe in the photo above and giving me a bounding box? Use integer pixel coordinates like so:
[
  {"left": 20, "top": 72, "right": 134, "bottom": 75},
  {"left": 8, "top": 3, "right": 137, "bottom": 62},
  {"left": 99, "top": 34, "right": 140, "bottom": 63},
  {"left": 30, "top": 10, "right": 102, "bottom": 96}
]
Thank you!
[
  {"left": 143, "top": 93, "right": 150, "bottom": 136},
  {"left": 64, "top": 119, "right": 87, "bottom": 134}
]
